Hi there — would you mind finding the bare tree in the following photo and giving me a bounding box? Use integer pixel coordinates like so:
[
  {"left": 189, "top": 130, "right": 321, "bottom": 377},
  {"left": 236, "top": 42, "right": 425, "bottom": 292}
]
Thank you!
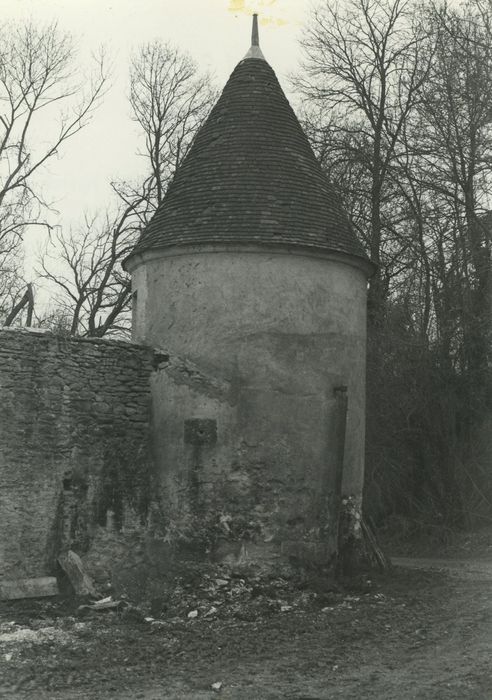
[
  {"left": 416, "top": 0, "right": 492, "bottom": 380},
  {"left": 0, "top": 247, "right": 26, "bottom": 322},
  {"left": 38, "top": 197, "right": 144, "bottom": 337},
  {"left": 127, "top": 40, "right": 216, "bottom": 212},
  {"left": 296, "top": 0, "right": 433, "bottom": 320},
  {"left": 0, "top": 20, "right": 108, "bottom": 323},
  {"left": 297, "top": 0, "right": 492, "bottom": 528},
  {"left": 40, "top": 41, "right": 215, "bottom": 337}
]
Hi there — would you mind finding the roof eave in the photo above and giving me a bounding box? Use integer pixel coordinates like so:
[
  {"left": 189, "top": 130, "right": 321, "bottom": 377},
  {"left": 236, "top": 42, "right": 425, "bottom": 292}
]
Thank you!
[{"left": 123, "top": 241, "right": 376, "bottom": 278}]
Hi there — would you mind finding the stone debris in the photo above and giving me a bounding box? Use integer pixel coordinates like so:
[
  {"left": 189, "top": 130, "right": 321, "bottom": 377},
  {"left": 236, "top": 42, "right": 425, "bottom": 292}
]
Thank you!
[
  {"left": 0, "top": 577, "right": 59, "bottom": 601},
  {"left": 137, "top": 565, "right": 371, "bottom": 625},
  {"left": 93, "top": 596, "right": 112, "bottom": 606},
  {"left": 77, "top": 597, "right": 126, "bottom": 617},
  {"left": 58, "top": 550, "right": 96, "bottom": 597},
  {"left": 0, "top": 625, "right": 71, "bottom": 646},
  {"left": 219, "top": 515, "right": 232, "bottom": 534}
]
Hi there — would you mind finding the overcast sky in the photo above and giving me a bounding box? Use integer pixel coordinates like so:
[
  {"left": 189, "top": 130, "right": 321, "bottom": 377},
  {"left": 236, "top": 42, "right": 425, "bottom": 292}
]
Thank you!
[{"left": 2, "top": 0, "right": 308, "bottom": 269}]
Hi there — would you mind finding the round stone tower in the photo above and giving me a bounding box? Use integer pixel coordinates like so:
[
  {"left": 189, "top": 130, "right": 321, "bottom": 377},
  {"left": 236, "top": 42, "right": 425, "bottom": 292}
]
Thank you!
[{"left": 124, "top": 17, "right": 373, "bottom": 569}]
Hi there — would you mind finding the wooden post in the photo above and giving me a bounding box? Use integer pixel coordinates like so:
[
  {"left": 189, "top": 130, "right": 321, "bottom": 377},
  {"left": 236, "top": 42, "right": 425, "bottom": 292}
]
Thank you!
[
  {"left": 333, "top": 389, "right": 390, "bottom": 575},
  {"left": 332, "top": 386, "right": 348, "bottom": 543},
  {"left": 333, "top": 386, "right": 348, "bottom": 502}
]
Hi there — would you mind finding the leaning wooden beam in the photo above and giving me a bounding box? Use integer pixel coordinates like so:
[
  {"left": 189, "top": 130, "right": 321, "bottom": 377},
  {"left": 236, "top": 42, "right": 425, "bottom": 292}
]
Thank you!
[
  {"left": 0, "top": 576, "right": 59, "bottom": 600},
  {"left": 25, "top": 283, "right": 35, "bottom": 327},
  {"left": 4, "top": 284, "right": 34, "bottom": 326}
]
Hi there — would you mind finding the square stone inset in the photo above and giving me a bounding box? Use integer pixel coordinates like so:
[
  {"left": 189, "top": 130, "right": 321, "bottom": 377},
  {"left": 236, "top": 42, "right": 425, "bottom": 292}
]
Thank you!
[{"left": 184, "top": 418, "right": 217, "bottom": 446}]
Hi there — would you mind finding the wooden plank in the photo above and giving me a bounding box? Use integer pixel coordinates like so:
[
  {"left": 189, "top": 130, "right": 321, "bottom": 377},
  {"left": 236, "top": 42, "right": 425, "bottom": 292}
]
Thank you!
[{"left": 0, "top": 576, "right": 59, "bottom": 600}]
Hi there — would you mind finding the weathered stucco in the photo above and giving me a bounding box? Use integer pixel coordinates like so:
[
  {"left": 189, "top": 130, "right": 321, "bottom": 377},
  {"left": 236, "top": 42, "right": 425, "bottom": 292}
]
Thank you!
[
  {"left": 132, "top": 247, "right": 368, "bottom": 567},
  {"left": 0, "top": 329, "right": 154, "bottom": 581}
]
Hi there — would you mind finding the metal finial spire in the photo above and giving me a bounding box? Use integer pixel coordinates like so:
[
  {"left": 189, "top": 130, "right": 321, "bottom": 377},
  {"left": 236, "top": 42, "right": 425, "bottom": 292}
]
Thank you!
[
  {"left": 252, "top": 14, "right": 259, "bottom": 46},
  {"left": 244, "top": 13, "right": 266, "bottom": 60}
]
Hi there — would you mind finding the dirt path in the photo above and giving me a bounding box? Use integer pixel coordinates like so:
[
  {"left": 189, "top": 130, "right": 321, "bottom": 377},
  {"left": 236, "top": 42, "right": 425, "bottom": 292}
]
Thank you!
[
  {"left": 393, "top": 556, "right": 492, "bottom": 580},
  {"left": 1, "top": 557, "right": 491, "bottom": 699}
]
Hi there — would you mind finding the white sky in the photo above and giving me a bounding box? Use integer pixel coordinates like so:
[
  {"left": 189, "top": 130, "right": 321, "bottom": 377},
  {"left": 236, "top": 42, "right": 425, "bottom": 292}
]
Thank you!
[{"left": 2, "top": 0, "right": 309, "bottom": 278}]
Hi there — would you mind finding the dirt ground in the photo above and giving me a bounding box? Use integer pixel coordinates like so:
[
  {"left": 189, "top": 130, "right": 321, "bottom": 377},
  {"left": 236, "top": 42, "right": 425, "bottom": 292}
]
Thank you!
[{"left": 0, "top": 548, "right": 491, "bottom": 700}]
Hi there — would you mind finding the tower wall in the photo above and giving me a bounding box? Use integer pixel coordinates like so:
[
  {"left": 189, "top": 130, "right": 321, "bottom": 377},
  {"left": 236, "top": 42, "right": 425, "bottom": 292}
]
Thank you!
[{"left": 131, "top": 247, "right": 368, "bottom": 566}]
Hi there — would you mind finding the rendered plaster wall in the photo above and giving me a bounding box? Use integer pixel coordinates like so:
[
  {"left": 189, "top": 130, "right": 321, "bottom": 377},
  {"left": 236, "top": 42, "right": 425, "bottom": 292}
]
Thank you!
[
  {"left": 468, "top": 414, "right": 492, "bottom": 525},
  {"left": 0, "top": 328, "right": 154, "bottom": 581},
  {"left": 132, "top": 248, "right": 368, "bottom": 566}
]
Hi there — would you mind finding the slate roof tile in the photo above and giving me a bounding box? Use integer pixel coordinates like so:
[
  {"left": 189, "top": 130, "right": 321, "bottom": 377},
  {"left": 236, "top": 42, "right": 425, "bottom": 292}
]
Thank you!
[{"left": 125, "top": 53, "right": 369, "bottom": 266}]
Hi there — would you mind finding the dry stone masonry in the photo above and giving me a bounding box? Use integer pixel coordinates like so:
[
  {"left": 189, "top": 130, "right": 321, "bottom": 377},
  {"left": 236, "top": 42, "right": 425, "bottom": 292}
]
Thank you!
[{"left": 0, "top": 328, "right": 154, "bottom": 581}]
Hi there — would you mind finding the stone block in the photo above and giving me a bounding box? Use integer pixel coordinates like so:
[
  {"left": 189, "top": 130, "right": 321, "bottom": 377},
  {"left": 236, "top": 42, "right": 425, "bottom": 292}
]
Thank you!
[{"left": 0, "top": 577, "right": 59, "bottom": 600}]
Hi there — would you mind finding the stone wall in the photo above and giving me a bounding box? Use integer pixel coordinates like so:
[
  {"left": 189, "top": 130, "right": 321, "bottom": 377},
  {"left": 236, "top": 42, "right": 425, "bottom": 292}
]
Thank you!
[{"left": 0, "top": 328, "right": 154, "bottom": 581}]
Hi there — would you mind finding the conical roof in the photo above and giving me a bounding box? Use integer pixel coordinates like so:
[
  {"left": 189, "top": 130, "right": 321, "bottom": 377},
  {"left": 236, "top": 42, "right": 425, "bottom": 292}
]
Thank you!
[{"left": 125, "top": 17, "right": 369, "bottom": 270}]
